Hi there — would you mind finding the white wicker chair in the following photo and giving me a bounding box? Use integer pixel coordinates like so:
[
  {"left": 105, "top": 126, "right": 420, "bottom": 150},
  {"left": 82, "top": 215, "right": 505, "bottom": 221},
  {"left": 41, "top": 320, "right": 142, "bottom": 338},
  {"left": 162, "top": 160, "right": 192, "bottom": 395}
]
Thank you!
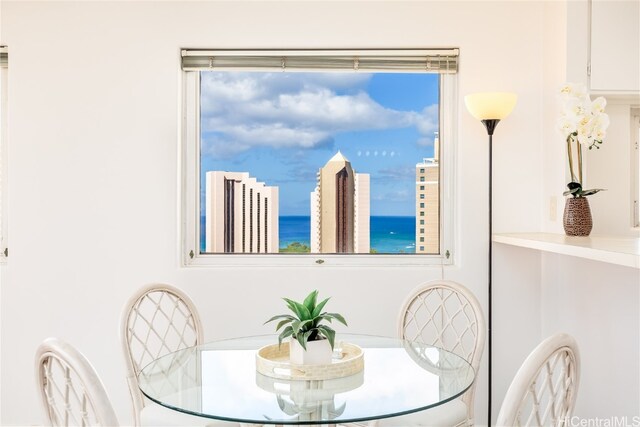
[
  {"left": 121, "top": 283, "right": 238, "bottom": 427},
  {"left": 35, "top": 337, "right": 119, "bottom": 427},
  {"left": 373, "top": 280, "right": 486, "bottom": 427},
  {"left": 496, "top": 333, "right": 580, "bottom": 427}
]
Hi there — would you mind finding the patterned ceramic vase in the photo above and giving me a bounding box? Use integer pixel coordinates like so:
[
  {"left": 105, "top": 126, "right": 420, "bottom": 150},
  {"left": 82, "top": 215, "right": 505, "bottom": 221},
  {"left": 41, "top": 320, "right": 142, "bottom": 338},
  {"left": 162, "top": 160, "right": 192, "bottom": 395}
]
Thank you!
[{"left": 563, "top": 197, "right": 593, "bottom": 236}]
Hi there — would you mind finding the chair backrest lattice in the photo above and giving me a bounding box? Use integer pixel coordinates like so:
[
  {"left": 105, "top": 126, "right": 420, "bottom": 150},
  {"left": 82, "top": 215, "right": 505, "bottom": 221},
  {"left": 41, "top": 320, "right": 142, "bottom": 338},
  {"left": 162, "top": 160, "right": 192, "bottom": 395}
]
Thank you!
[
  {"left": 35, "top": 338, "right": 119, "bottom": 427},
  {"left": 397, "top": 280, "right": 486, "bottom": 418},
  {"left": 497, "top": 333, "right": 580, "bottom": 427},
  {"left": 120, "top": 283, "right": 203, "bottom": 426}
]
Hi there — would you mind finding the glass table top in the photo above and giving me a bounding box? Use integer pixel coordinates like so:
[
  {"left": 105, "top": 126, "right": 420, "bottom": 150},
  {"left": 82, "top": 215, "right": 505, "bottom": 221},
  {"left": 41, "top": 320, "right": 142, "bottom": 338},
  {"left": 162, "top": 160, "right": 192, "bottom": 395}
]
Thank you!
[{"left": 138, "top": 334, "right": 475, "bottom": 425}]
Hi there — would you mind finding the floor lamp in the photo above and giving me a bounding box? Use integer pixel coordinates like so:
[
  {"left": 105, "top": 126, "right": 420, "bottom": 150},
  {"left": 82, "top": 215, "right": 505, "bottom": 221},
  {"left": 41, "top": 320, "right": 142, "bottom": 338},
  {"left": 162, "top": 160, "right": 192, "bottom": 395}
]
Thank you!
[{"left": 464, "top": 92, "right": 517, "bottom": 426}]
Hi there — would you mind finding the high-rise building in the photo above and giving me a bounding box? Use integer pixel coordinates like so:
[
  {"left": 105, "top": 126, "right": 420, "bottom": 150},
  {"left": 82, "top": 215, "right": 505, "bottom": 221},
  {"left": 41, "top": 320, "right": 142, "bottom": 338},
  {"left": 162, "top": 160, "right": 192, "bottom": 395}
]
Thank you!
[
  {"left": 205, "top": 171, "right": 279, "bottom": 253},
  {"left": 416, "top": 132, "right": 440, "bottom": 254},
  {"left": 310, "top": 152, "right": 370, "bottom": 253}
]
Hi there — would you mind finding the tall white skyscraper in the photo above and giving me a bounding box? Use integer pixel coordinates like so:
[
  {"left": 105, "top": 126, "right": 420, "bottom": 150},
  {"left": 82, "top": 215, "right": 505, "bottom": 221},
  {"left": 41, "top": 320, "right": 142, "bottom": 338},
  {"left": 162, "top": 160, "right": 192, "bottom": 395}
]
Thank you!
[
  {"left": 310, "top": 152, "right": 370, "bottom": 254},
  {"left": 205, "top": 171, "right": 279, "bottom": 253}
]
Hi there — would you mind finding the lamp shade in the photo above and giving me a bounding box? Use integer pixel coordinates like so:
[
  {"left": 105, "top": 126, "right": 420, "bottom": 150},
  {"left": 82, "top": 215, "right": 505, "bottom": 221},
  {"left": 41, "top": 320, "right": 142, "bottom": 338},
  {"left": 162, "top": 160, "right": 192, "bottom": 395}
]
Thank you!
[{"left": 464, "top": 92, "right": 517, "bottom": 120}]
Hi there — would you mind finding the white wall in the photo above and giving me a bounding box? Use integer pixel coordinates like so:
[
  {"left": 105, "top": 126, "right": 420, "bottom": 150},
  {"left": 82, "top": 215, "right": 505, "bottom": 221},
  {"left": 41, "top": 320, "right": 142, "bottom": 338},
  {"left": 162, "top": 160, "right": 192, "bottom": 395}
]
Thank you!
[
  {"left": 541, "top": 0, "right": 568, "bottom": 234},
  {"left": 0, "top": 1, "right": 551, "bottom": 426}
]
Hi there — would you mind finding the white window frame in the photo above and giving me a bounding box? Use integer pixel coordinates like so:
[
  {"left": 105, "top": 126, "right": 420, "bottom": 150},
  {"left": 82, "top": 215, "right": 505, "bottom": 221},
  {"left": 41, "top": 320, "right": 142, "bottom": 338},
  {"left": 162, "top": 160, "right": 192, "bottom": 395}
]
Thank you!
[
  {"left": 180, "top": 49, "right": 457, "bottom": 267},
  {"left": 0, "top": 46, "right": 7, "bottom": 263},
  {"left": 632, "top": 108, "right": 640, "bottom": 229}
]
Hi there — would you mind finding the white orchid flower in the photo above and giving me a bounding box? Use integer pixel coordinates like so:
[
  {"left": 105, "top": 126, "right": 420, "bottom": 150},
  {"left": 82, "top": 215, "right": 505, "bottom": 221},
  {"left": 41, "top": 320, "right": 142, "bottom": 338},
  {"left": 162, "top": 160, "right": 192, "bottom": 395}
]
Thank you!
[
  {"left": 559, "top": 82, "right": 588, "bottom": 100},
  {"left": 576, "top": 127, "right": 588, "bottom": 144},
  {"left": 591, "top": 113, "right": 610, "bottom": 141},
  {"left": 558, "top": 114, "right": 578, "bottom": 136},
  {"left": 564, "top": 97, "right": 589, "bottom": 117},
  {"left": 591, "top": 96, "right": 607, "bottom": 114},
  {"left": 559, "top": 82, "right": 608, "bottom": 192}
]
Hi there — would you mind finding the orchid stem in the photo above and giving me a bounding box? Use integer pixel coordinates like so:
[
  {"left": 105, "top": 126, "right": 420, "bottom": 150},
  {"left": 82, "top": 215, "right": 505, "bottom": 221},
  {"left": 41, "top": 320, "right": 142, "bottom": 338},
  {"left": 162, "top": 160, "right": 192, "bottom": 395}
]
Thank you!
[
  {"left": 567, "top": 136, "right": 576, "bottom": 183},
  {"left": 577, "top": 139, "right": 583, "bottom": 185}
]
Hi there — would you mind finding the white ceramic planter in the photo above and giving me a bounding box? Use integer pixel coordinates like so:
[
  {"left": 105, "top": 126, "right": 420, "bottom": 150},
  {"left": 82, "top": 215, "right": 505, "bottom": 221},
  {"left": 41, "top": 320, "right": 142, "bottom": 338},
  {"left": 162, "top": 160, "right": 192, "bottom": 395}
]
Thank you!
[{"left": 289, "top": 338, "right": 332, "bottom": 365}]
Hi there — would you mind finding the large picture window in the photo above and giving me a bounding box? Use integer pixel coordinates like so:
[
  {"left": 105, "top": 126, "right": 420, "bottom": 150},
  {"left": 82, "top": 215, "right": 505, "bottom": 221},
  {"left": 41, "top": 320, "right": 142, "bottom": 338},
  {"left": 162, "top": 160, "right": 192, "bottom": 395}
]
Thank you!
[{"left": 182, "top": 49, "right": 458, "bottom": 266}]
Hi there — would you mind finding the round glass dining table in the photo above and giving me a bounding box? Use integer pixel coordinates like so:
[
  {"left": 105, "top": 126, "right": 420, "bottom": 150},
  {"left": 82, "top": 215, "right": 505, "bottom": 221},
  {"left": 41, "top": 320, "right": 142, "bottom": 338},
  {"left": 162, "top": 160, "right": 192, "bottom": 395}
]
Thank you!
[{"left": 138, "top": 334, "right": 475, "bottom": 425}]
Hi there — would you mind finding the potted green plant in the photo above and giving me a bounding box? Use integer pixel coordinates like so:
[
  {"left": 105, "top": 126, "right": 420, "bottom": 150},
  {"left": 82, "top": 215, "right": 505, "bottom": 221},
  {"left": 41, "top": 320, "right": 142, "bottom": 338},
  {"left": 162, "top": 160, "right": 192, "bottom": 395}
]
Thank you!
[{"left": 265, "top": 290, "right": 347, "bottom": 365}]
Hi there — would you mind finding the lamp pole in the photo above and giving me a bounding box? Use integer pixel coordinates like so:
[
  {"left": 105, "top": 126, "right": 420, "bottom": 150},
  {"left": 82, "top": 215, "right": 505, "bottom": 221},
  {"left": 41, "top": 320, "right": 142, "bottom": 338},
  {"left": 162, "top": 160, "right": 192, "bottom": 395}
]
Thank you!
[{"left": 482, "top": 118, "right": 499, "bottom": 426}]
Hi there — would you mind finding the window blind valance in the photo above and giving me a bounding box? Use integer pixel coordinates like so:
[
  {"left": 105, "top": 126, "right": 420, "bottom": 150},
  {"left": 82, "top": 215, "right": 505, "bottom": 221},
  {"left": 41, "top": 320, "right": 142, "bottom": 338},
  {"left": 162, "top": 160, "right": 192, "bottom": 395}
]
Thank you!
[
  {"left": 181, "top": 49, "right": 458, "bottom": 73},
  {"left": 0, "top": 47, "right": 7, "bottom": 68}
]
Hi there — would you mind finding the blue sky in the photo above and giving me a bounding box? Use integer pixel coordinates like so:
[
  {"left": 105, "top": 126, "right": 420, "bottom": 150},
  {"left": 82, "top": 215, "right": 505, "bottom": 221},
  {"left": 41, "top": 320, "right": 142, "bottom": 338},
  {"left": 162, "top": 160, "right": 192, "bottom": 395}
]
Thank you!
[{"left": 200, "top": 71, "right": 439, "bottom": 216}]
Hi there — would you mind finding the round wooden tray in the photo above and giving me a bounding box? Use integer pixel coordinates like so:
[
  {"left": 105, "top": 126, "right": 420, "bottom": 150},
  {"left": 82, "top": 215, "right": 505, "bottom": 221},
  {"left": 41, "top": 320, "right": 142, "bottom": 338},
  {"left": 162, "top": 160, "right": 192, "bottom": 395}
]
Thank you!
[{"left": 256, "top": 341, "right": 364, "bottom": 380}]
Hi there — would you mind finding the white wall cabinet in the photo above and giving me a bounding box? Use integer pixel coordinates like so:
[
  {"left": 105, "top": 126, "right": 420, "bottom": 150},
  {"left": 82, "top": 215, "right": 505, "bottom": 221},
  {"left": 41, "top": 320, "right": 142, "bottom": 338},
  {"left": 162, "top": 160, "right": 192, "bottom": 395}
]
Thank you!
[{"left": 590, "top": 0, "right": 640, "bottom": 93}]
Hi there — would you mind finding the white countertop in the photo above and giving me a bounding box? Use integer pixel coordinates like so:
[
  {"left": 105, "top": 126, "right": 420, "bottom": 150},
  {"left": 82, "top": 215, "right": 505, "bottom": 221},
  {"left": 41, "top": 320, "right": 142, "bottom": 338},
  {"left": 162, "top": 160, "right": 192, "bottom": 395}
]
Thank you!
[{"left": 493, "top": 232, "right": 640, "bottom": 269}]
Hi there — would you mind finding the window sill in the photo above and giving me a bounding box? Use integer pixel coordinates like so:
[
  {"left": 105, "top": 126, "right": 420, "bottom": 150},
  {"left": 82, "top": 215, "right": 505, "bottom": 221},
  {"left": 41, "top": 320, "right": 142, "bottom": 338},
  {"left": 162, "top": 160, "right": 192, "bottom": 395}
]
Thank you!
[
  {"left": 493, "top": 232, "right": 640, "bottom": 269},
  {"left": 183, "top": 253, "right": 453, "bottom": 268}
]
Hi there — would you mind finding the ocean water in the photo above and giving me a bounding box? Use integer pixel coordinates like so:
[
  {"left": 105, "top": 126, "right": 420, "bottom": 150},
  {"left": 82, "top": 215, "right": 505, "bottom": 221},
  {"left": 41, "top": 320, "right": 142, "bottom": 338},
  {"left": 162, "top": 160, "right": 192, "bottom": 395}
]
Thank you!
[
  {"left": 369, "top": 216, "right": 416, "bottom": 253},
  {"left": 201, "top": 215, "right": 416, "bottom": 254},
  {"left": 278, "top": 216, "right": 311, "bottom": 248},
  {"left": 278, "top": 216, "right": 415, "bottom": 254}
]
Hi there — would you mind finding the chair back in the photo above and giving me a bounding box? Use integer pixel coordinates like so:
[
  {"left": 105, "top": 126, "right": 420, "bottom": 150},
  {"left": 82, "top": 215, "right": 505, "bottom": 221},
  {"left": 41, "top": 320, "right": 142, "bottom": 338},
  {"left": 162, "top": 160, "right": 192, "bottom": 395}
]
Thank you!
[
  {"left": 397, "top": 280, "right": 486, "bottom": 417},
  {"left": 496, "top": 333, "right": 580, "bottom": 427},
  {"left": 120, "top": 283, "right": 203, "bottom": 425},
  {"left": 35, "top": 338, "right": 119, "bottom": 427}
]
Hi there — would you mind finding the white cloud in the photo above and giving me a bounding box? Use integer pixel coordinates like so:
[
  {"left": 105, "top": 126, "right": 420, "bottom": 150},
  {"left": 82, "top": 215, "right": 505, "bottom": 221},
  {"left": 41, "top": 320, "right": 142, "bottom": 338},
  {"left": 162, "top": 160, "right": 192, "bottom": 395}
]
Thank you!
[
  {"left": 416, "top": 104, "right": 439, "bottom": 146},
  {"left": 202, "top": 136, "right": 250, "bottom": 159},
  {"left": 200, "top": 72, "right": 438, "bottom": 156}
]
